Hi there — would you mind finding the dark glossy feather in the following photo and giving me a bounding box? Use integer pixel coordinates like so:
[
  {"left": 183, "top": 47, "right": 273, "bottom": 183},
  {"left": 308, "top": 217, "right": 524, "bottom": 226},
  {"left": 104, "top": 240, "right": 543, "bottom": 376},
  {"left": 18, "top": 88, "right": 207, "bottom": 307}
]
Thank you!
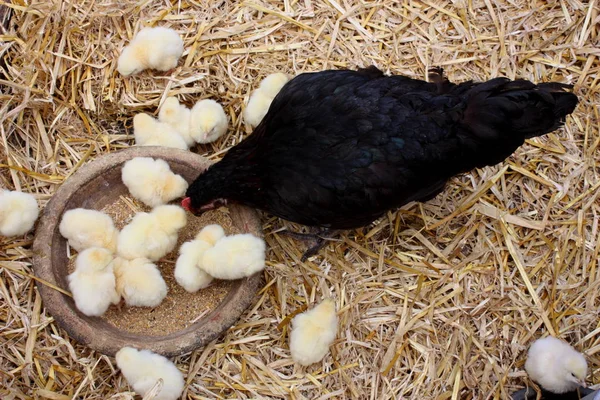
[{"left": 186, "top": 67, "right": 578, "bottom": 229}]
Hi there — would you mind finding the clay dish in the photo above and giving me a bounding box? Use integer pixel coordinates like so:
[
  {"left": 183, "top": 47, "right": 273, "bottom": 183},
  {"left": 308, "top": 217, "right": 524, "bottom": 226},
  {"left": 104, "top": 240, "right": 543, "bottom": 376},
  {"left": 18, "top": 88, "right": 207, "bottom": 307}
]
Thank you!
[{"left": 32, "top": 146, "right": 263, "bottom": 357}]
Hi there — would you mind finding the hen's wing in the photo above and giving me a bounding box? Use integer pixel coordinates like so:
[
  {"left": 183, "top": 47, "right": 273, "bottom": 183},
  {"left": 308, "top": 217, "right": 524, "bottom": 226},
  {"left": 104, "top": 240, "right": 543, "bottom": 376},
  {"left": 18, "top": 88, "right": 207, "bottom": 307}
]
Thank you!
[{"left": 251, "top": 70, "right": 465, "bottom": 228}]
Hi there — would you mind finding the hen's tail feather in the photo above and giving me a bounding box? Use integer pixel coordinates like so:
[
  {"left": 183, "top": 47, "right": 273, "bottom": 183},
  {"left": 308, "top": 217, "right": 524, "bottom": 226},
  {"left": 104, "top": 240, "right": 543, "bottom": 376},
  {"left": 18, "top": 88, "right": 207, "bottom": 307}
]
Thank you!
[
  {"left": 461, "top": 78, "right": 578, "bottom": 141},
  {"left": 537, "top": 82, "right": 578, "bottom": 120}
]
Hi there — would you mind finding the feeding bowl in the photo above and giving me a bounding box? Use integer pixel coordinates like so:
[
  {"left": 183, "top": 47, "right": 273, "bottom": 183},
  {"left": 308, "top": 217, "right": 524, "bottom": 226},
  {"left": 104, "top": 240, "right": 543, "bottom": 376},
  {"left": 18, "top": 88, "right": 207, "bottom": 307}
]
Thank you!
[{"left": 32, "top": 146, "right": 263, "bottom": 357}]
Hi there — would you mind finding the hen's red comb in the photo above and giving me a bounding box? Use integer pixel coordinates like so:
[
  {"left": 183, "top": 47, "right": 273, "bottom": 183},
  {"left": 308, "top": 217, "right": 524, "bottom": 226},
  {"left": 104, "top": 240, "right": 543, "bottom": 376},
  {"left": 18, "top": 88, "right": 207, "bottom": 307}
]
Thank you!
[{"left": 181, "top": 197, "right": 192, "bottom": 212}]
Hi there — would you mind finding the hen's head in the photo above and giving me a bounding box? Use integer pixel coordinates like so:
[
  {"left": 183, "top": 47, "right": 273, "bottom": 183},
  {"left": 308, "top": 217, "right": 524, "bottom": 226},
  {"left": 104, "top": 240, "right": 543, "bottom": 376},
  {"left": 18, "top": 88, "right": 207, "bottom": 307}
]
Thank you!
[
  {"left": 182, "top": 146, "right": 261, "bottom": 216},
  {"left": 181, "top": 196, "right": 227, "bottom": 216},
  {"left": 181, "top": 167, "right": 229, "bottom": 216}
]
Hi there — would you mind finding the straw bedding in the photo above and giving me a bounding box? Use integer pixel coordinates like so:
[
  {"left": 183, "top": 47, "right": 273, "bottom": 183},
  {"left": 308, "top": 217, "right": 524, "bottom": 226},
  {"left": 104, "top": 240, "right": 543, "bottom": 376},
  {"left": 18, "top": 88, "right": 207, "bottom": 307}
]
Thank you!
[{"left": 1, "top": 0, "right": 599, "bottom": 399}]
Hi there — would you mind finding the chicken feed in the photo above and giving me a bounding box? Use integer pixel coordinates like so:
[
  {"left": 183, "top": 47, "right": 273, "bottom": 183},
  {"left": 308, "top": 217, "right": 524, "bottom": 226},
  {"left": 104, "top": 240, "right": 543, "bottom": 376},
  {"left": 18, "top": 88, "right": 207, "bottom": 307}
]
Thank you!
[{"left": 65, "top": 195, "right": 237, "bottom": 336}]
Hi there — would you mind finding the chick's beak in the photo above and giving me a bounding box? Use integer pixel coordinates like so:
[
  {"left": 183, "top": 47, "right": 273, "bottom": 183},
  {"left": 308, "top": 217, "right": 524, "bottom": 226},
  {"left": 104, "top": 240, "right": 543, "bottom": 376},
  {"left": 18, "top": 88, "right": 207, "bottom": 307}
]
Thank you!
[{"left": 579, "top": 379, "right": 587, "bottom": 388}]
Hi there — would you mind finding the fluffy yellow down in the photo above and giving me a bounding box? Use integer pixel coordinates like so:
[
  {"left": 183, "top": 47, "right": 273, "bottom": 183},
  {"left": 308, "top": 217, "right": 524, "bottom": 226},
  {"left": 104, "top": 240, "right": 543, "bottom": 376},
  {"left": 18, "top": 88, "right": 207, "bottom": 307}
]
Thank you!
[
  {"left": 113, "top": 257, "right": 167, "bottom": 307},
  {"left": 525, "top": 336, "right": 588, "bottom": 394},
  {"left": 243, "top": 72, "right": 290, "bottom": 128},
  {"left": 0, "top": 190, "right": 39, "bottom": 236},
  {"left": 289, "top": 298, "right": 338, "bottom": 366},
  {"left": 174, "top": 240, "right": 213, "bottom": 293},
  {"left": 158, "top": 97, "right": 194, "bottom": 146},
  {"left": 59, "top": 208, "right": 119, "bottom": 252},
  {"left": 116, "top": 347, "right": 184, "bottom": 400},
  {"left": 117, "top": 205, "right": 186, "bottom": 261},
  {"left": 194, "top": 224, "right": 225, "bottom": 246},
  {"left": 173, "top": 224, "right": 226, "bottom": 293},
  {"left": 121, "top": 157, "right": 188, "bottom": 207},
  {"left": 133, "top": 113, "right": 188, "bottom": 150},
  {"left": 67, "top": 247, "right": 120, "bottom": 316},
  {"left": 117, "top": 27, "right": 184, "bottom": 77},
  {"left": 189, "top": 99, "right": 228, "bottom": 144},
  {"left": 258, "top": 72, "right": 290, "bottom": 98},
  {"left": 199, "top": 233, "right": 266, "bottom": 280}
]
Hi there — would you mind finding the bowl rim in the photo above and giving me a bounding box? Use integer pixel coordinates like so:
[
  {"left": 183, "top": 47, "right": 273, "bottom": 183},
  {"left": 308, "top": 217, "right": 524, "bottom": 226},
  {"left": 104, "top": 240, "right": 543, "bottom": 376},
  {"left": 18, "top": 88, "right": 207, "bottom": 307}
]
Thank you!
[{"left": 32, "top": 146, "right": 263, "bottom": 357}]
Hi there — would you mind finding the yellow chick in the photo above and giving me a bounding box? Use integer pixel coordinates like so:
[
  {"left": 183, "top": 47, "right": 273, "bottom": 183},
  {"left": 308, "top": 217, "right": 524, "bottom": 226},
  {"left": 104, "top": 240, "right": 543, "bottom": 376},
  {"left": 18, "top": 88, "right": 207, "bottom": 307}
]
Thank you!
[
  {"left": 116, "top": 347, "right": 184, "bottom": 400},
  {"left": 200, "top": 233, "right": 265, "bottom": 280},
  {"left": 121, "top": 157, "right": 188, "bottom": 208},
  {"left": 173, "top": 224, "right": 226, "bottom": 292},
  {"left": 0, "top": 190, "right": 39, "bottom": 236},
  {"left": 59, "top": 208, "right": 119, "bottom": 252},
  {"left": 68, "top": 247, "right": 120, "bottom": 317},
  {"left": 174, "top": 240, "right": 214, "bottom": 293},
  {"left": 243, "top": 72, "right": 290, "bottom": 128},
  {"left": 525, "top": 336, "right": 588, "bottom": 394},
  {"left": 113, "top": 257, "right": 167, "bottom": 307},
  {"left": 258, "top": 72, "right": 290, "bottom": 98},
  {"left": 194, "top": 224, "right": 225, "bottom": 246},
  {"left": 152, "top": 204, "right": 188, "bottom": 234},
  {"left": 158, "top": 97, "right": 194, "bottom": 147},
  {"left": 189, "top": 99, "right": 228, "bottom": 144},
  {"left": 133, "top": 113, "right": 188, "bottom": 150},
  {"left": 243, "top": 90, "right": 273, "bottom": 128},
  {"left": 289, "top": 298, "right": 338, "bottom": 366},
  {"left": 117, "top": 205, "right": 187, "bottom": 261},
  {"left": 117, "top": 27, "right": 184, "bottom": 77}
]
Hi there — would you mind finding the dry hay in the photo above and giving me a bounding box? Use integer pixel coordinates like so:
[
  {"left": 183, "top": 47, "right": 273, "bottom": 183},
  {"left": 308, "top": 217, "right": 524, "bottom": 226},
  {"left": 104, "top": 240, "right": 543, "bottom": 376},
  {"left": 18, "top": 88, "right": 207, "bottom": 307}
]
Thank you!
[{"left": 0, "top": 0, "right": 599, "bottom": 399}]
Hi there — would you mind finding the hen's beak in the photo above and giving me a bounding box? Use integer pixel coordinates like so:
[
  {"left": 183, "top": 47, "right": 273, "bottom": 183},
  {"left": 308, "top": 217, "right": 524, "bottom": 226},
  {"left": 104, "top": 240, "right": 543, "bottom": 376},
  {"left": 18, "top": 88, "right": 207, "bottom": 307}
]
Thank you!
[
  {"left": 181, "top": 197, "right": 200, "bottom": 216},
  {"left": 181, "top": 197, "right": 225, "bottom": 216}
]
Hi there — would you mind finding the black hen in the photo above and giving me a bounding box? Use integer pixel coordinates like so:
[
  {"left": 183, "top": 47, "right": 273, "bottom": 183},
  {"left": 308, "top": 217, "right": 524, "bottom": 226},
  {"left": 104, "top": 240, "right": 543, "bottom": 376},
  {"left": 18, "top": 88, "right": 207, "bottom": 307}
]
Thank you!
[{"left": 183, "top": 67, "right": 578, "bottom": 247}]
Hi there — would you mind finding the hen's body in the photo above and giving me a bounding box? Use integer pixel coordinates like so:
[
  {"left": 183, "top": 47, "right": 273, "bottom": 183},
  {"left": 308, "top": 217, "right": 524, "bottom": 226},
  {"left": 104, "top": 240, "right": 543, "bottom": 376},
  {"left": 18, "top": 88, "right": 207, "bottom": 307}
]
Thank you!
[{"left": 185, "top": 67, "right": 578, "bottom": 230}]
